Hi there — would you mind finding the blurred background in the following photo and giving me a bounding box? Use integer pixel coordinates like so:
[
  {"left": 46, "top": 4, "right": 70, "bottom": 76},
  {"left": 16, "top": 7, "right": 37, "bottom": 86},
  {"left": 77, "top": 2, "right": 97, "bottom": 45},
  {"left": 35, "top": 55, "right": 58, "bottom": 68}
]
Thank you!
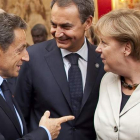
[{"left": 0, "top": 0, "right": 140, "bottom": 45}]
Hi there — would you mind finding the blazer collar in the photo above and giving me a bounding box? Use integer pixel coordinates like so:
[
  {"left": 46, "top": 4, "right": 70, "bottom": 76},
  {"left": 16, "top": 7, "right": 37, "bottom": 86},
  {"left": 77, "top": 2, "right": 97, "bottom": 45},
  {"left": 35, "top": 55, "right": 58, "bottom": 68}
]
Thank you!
[
  {"left": 44, "top": 39, "right": 103, "bottom": 116},
  {"left": 107, "top": 75, "right": 122, "bottom": 125},
  {"left": 6, "top": 78, "right": 17, "bottom": 95},
  {"left": 80, "top": 40, "right": 101, "bottom": 110},
  {"left": 13, "top": 99, "right": 27, "bottom": 135},
  {"left": 120, "top": 84, "right": 140, "bottom": 116},
  {"left": 0, "top": 96, "right": 22, "bottom": 136},
  {"left": 107, "top": 74, "right": 140, "bottom": 124},
  {"left": 44, "top": 42, "right": 71, "bottom": 110}
]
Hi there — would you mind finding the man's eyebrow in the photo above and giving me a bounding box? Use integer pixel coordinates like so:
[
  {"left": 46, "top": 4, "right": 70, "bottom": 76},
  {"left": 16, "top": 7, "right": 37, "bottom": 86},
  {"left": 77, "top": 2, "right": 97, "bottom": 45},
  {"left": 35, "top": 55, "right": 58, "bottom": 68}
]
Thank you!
[
  {"left": 50, "top": 20, "right": 54, "bottom": 24},
  {"left": 61, "top": 23, "right": 73, "bottom": 26},
  {"left": 50, "top": 20, "right": 73, "bottom": 26}
]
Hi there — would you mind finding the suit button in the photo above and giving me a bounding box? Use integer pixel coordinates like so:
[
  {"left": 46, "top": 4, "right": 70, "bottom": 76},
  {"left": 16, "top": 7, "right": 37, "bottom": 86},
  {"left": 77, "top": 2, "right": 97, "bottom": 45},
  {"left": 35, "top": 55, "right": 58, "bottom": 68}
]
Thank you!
[
  {"left": 114, "top": 126, "right": 118, "bottom": 132},
  {"left": 72, "top": 127, "right": 76, "bottom": 131}
]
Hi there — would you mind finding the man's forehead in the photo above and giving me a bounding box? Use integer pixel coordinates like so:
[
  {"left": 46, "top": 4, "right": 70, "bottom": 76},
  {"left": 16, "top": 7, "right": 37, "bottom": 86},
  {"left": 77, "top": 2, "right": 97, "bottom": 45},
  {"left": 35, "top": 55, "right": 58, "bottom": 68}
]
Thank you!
[{"left": 51, "top": 3, "right": 80, "bottom": 24}]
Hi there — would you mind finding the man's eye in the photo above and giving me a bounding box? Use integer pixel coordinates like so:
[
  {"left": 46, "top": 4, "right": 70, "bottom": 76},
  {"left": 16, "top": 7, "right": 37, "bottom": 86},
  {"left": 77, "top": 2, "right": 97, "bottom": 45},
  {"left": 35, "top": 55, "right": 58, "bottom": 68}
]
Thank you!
[
  {"left": 101, "top": 40, "right": 106, "bottom": 44},
  {"left": 63, "top": 26, "right": 71, "bottom": 30},
  {"left": 52, "top": 24, "right": 57, "bottom": 28}
]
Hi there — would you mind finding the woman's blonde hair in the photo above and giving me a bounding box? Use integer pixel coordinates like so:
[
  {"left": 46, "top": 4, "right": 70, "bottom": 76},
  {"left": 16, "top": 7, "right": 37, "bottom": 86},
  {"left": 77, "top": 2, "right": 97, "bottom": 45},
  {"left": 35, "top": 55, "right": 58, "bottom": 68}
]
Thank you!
[{"left": 95, "top": 9, "right": 140, "bottom": 60}]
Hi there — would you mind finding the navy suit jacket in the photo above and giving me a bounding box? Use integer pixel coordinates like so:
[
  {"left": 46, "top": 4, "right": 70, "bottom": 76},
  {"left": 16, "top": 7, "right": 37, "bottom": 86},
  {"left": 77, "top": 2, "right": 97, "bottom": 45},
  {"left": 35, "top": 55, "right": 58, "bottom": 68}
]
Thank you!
[
  {"left": 7, "top": 77, "right": 17, "bottom": 95},
  {"left": 0, "top": 79, "right": 48, "bottom": 140},
  {"left": 15, "top": 39, "right": 105, "bottom": 140}
]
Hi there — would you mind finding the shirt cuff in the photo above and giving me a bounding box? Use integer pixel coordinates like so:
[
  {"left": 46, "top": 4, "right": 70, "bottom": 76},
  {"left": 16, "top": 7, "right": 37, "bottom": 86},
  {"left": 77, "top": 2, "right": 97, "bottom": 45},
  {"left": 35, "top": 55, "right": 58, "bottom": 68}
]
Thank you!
[{"left": 40, "top": 126, "right": 52, "bottom": 140}]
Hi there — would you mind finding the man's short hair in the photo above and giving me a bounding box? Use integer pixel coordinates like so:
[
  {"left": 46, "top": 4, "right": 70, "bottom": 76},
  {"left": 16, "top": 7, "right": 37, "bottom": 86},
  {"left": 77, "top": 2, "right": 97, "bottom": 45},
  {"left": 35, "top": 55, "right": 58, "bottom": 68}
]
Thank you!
[
  {"left": 0, "top": 12, "right": 27, "bottom": 51},
  {"left": 51, "top": 0, "right": 94, "bottom": 23}
]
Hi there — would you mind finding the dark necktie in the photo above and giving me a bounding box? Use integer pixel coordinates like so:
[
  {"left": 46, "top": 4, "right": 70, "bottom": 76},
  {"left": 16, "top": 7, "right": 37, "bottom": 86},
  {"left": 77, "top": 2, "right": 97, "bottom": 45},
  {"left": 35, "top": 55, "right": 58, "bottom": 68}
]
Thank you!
[
  {"left": 66, "top": 53, "right": 83, "bottom": 117},
  {"left": 1, "top": 80, "right": 17, "bottom": 117}
]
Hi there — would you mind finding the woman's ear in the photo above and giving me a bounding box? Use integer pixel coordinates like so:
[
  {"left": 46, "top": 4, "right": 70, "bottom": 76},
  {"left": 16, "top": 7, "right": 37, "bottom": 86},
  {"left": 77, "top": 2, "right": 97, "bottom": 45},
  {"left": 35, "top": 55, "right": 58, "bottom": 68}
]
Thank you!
[
  {"left": 84, "top": 16, "right": 93, "bottom": 31},
  {"left": 124, "top": 42, "right": 131, "bottom": 56}
]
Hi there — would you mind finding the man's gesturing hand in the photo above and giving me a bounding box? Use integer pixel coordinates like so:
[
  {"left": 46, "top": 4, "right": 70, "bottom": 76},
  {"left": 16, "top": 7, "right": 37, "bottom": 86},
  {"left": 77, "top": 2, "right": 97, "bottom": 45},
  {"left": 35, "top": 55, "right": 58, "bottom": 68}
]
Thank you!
[{"left": 39, "top": 111, "right": 75, "bottom": 139}]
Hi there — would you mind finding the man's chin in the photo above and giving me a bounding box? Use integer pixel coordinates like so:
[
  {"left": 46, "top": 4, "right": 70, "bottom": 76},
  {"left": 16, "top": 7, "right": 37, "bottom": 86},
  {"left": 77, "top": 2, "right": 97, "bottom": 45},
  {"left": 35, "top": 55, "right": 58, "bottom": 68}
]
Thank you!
[
  {"left": 57, "top": 43, "right": 69, "bottom": 49},
  {"left": 14, "top": 71, "right": 19, "bottom": 77}
]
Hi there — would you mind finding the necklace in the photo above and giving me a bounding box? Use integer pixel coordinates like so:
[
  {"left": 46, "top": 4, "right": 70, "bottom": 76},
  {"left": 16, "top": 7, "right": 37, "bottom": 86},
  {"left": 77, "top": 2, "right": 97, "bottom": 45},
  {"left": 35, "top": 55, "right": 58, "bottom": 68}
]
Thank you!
[{"left": 121, "top": 76, "right": 139, "bottom": 90}]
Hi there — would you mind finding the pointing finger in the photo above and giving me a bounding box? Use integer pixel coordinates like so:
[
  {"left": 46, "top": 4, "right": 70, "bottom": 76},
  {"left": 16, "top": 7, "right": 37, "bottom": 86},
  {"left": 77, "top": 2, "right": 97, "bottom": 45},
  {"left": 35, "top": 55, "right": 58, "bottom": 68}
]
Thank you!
[{"left": 58, "top": 115, "right": 75, "bottom": 124}]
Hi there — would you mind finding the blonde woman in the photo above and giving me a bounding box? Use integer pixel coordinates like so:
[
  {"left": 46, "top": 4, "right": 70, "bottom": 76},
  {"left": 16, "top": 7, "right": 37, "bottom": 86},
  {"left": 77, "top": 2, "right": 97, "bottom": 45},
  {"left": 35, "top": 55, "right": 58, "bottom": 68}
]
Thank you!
[{"left": 94, "top": 9, "right": 140, "bottom": 139}]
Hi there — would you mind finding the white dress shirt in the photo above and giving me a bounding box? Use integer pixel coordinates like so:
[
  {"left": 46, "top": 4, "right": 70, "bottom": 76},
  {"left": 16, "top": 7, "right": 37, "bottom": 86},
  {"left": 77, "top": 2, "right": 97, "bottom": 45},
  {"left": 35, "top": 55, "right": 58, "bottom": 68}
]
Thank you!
[{"left": 60, "top": 38, "right": 88, "bottom": 92}]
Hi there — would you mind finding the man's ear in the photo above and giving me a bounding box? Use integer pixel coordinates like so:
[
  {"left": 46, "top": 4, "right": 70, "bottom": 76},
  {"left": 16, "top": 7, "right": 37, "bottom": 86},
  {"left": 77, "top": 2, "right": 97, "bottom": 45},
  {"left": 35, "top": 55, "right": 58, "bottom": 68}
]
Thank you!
[
  {"left": 0, "top": 46, "right": 6, "bottom": 56},
  {"left": 123, "top": 42, "right": 132, "bottom": 56},
  {"left": 84, "top": 15, "right": 93, "bottom": 31},
  {"left": 0, "top": 47, "right": 3, "bottom": 56}
]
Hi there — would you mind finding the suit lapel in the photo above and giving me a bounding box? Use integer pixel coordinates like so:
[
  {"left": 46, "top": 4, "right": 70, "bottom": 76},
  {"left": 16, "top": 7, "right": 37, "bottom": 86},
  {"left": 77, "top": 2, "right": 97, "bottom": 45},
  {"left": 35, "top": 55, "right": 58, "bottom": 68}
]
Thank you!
[
  {"left": 45, "top": 40, "right": 103, "bottom": 115},
  {"left": 120, "top": 85, "right": 140, "bottom": 117},
  {"left": 80, "top": 42, "right": 102, "bottom": 110},
  {"left": 13, "top": 99, "right": 27, "bottom": 135},
  {"left": 0, "top": 95, "right": 22, "bottom": 136},
  {"left": 107, "top": 75, "right": 122, "bottom": 125},
  {"left": 44, "top": 43, "right": 72, "bottom": 109},
  {"left": 7, "top": 77, "right": 17, "bottom": 95},
  {"left": 107, "top": 74, "right": 140, "bottom": 124}
]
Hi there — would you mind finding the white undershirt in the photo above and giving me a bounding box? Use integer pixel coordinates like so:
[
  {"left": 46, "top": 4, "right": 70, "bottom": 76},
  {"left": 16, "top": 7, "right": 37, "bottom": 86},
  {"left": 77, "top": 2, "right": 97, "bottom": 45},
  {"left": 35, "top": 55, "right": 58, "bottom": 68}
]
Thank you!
[{"left": 60, "top": 38, "right": 88, "bottom": 92}]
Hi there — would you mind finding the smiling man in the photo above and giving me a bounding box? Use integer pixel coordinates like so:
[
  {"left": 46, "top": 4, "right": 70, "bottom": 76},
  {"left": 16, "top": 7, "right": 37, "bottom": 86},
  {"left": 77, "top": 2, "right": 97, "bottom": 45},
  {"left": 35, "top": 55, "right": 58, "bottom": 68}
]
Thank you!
[
  {"left": 0, "top": 12, "right": 74, "bottom": 140},
  {"left": 15, "top": 0, "right": 105, "bottom": 140},
  {"left": 50, "top": 2, "right": 87, "bottom": 52},
  {"left": 0, "top": 28, "right": 28, "bottom": 78}
]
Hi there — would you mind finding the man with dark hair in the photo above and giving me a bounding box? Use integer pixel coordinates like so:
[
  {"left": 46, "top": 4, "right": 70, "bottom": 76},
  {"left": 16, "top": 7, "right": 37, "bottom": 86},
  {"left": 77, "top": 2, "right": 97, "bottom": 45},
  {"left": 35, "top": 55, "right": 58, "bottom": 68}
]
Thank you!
[
  {"left": 15, "top": 0, "right": 105, "bottom": 140},
  {"left": 31, "top": 24, "right": 48, "bottom": 44},
  {"left": 0, "top": 12, "right": 74, "bottom": 140}
]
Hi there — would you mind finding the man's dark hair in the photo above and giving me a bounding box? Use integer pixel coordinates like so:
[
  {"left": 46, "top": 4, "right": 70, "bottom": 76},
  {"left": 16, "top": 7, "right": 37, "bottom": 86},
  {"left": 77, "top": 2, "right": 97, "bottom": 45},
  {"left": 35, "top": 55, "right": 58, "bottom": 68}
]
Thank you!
[
  {"left": 0, "top": 12, "right": 27, "bottom": 51},
  {"left": 31, "top": 24, "right": 48, "bottom": 37},
  {"left": 51, "top": 0, "right": 94, "bottom": 23}
]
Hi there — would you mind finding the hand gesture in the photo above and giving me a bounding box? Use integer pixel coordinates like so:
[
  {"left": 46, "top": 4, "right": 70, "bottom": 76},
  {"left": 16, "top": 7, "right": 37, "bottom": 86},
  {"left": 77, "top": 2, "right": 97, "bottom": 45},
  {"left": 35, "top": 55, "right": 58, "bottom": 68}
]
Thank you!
[{"left": 39, "top": 111, "right": 75, "bottom": 139}]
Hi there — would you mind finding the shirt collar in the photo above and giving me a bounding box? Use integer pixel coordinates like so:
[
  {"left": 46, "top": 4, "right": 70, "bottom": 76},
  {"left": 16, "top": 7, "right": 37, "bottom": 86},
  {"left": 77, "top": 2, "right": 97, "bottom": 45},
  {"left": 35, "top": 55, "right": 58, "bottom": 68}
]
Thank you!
[
  {"left": 60, "top": 38, "right": 88, "bottom": 62},
  {"left": 0, "top": 76, "right": 3, "bottom": 86}
]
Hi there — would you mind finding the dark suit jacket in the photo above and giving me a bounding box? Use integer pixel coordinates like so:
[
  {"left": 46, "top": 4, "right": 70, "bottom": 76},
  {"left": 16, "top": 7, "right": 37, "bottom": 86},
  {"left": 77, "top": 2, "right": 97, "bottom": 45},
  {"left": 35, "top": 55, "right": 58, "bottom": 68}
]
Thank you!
[
  {"left": 0, "top": 81, "right": 48, "bottom": 140},
  {"left": 15, "top": 39, "right": 105, "bottom": 140},
  {"left": 7, "top": 77, "right": 17, "bottom": 95}
]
